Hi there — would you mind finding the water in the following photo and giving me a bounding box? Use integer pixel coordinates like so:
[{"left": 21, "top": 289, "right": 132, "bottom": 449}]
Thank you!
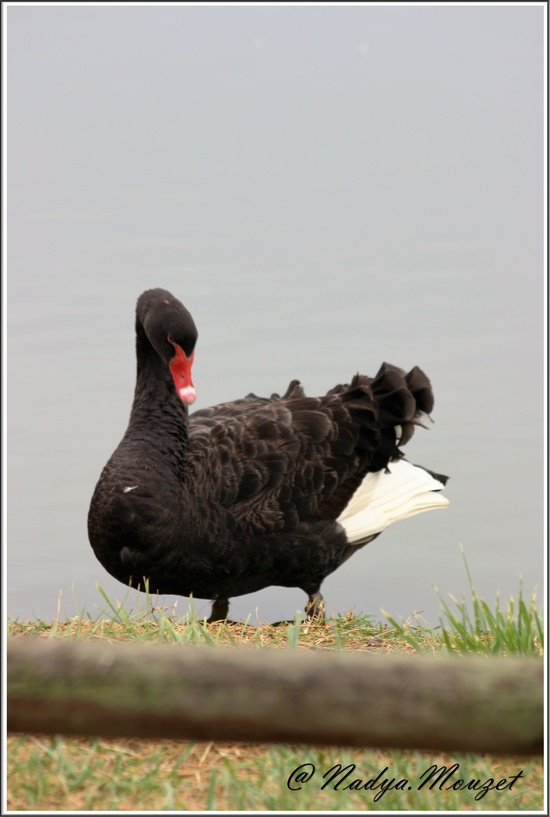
[{"left": 6, "top": 5, "right": 544, "bottom": 625}]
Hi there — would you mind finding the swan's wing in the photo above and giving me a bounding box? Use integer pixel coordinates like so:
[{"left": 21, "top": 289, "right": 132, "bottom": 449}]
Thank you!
[{"left": 188, "top": 365, "right": 435, "bottom": 536}]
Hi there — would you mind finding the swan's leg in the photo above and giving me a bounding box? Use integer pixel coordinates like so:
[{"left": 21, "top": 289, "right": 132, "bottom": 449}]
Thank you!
[
  {"left": 305, "top": 590, "right": 326, "bottom": 620},
  {"left": 208, "top": 598, "right": 229, "bottom": 622}
]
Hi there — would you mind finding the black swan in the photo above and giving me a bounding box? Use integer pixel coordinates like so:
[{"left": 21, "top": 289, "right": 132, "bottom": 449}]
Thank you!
[{"left": 88, "top": 288, "right": 448, "bottom": 621}]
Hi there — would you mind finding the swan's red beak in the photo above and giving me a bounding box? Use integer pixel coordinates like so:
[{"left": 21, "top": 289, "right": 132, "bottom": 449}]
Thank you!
[{"left": 169, "top": 345, "right": 196, "bottom": 405}]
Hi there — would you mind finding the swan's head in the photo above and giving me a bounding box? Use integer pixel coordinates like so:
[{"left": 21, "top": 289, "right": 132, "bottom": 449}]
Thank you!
[{"left": 136, "top": 288, "right": 198, "bottom": 406}]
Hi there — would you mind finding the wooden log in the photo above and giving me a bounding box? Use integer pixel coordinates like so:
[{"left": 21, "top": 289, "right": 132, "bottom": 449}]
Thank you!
[{"left": 7, "top": 637, "right": 543, "bottom": 754}]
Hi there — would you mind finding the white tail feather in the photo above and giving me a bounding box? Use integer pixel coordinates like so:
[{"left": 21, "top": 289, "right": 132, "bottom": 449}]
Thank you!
[{"left": 337, "top": 460, "right": 448, "bottom": 544}]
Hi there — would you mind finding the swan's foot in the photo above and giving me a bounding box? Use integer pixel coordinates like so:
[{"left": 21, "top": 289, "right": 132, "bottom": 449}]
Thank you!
[
  {"left": 305, "top": 591, "right": 326, "bottom": 620},
  {"left": 208, "top": 598, "right": 229, "bottom": 622}
]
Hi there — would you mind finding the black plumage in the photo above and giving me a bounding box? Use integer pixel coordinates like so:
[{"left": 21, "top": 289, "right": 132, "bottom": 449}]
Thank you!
[{"left": 88, "top": 288, "right": 448, "bottom": 620}]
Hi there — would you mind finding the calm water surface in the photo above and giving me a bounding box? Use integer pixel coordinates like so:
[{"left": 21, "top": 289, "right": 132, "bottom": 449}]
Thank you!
[{"left": 6, "top": 5, "right": 544, "bottom": 624}]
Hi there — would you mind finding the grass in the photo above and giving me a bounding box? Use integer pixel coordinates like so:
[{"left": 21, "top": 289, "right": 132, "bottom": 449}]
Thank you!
[
  {"left": 6, "top": 559, "right": 544, "bottom": 812},
  {"left": 7, "top": 735, "right": 542, "bottom": 811},
  {"left": 384, "top": 545, "right": 544, "bottom": 657}
]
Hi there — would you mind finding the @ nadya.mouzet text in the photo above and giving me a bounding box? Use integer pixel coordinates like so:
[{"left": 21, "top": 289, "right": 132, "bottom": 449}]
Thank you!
[{"left": 286, "top": 761, "right": 525, "bottom": 802}]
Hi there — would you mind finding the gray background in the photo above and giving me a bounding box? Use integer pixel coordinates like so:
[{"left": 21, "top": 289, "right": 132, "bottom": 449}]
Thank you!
[{"left": 6, "top": 4, "right": 544, "bottom": 625}]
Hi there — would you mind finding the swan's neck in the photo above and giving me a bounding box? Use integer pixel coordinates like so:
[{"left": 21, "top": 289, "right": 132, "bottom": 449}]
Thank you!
[{"left": 123, "top": 337, "right": 190, "bottom": 481}]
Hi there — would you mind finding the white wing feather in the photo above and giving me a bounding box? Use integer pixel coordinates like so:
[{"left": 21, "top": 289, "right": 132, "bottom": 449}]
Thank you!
[{"left": 338, "top": 460, "right": 448, "bottom": 543}]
